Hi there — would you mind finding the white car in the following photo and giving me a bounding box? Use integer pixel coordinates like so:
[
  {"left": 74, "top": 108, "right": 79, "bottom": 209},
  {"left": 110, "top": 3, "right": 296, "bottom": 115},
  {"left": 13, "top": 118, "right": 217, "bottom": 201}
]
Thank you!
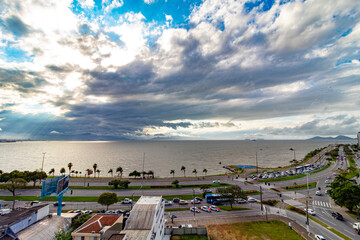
[
  {"left": 237, "top": 198, "right": 247, "bottom": 204},
  {"left": 200, "top": 206, "right": 211, "bottom": 212},
  {"left": 190, "top": 207, "right": 200, "bottom": 213},
  {"left": 315, "top": 235, "right": 326, "bottom": 240},
  {"left": 247, "top": 197, "right": 258, "bottom": 203},
  {"left": 121, "top": 198, "right": 132, "bottom": 204},
  {"left": 316, "top": 191, "right": 321, "bottom": 196},
  {"left": 164, "top": 200, "right": 172, "bottom": 206},
  {"left": 304, "top": 208, "right": 316, "bottom": 215},
  {"left": 210, "top": 205, "right": 220, "bottom": 212},
  {"left": 213, "top": 180, "right": 220, "bottom": 183},
  {"left": 325, "top": 180, "right": 330, "bottom": 184}
]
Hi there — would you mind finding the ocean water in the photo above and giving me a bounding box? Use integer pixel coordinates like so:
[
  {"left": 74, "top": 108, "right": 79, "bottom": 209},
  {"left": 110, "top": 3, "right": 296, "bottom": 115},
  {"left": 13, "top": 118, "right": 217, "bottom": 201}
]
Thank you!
[{"left": 0, "top": 140, "right": 355, "bottom": 177}]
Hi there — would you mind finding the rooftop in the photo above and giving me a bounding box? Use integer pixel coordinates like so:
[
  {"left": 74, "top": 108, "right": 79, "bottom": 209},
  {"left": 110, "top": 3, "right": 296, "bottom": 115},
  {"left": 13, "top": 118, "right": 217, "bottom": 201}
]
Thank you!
[
  {"left": 73, "top": 214, "right": 120, "bottom": 234},
  {"left": 124, "top": 196, "right": 161, "bottom": 231},
  {"left": 0, "top": 204, "right": 48, "bottom": 226}
]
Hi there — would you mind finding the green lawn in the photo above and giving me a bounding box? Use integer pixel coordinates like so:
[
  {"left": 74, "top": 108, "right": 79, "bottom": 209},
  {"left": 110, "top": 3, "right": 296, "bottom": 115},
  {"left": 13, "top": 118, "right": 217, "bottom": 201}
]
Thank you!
[
  {"left": 207, "top": 221, "right": 303, "bottom": 240},
  {"left": 281, "top": 182, "right": 317, "bottom": 191},
  {"left": 217, "top": 206, "right": 251, "bottom": 211}
]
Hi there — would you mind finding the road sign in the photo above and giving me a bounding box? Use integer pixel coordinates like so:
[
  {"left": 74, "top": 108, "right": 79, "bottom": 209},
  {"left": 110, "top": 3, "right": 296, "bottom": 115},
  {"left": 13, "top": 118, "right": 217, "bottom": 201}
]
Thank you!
[
  {"left": 56, "top": 175, "right": 70, "bottom": 196},
  {"left": 41, "top": 175, "right": 70, "bottom": 216}
]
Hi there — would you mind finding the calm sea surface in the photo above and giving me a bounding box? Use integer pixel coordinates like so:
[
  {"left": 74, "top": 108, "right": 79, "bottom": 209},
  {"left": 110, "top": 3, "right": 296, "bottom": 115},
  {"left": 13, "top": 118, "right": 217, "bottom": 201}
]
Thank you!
[{"left": 0, "top": 140, "right": 355, "bottom": 177}]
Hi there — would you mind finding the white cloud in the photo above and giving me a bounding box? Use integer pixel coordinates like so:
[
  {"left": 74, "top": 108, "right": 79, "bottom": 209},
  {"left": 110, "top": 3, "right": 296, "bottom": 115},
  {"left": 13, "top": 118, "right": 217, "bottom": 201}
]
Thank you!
[
  {"left": 144, "top": 0, "right": 155, "bottom": 5},
  {"left": 50, "top": 130, "right": 60, "bottom": 134},
  {"left": 78, "top": 0, "right": 95, "bottom": 9},
  {"left": 103, "top": 0, "right": 124, "bottom": 13}
]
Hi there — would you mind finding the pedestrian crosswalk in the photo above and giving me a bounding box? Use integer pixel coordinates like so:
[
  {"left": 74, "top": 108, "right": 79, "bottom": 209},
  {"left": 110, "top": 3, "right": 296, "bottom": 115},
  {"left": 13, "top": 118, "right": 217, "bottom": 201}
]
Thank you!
[{"left": 311, "top": 200, "right": 332, "bottom": 208}]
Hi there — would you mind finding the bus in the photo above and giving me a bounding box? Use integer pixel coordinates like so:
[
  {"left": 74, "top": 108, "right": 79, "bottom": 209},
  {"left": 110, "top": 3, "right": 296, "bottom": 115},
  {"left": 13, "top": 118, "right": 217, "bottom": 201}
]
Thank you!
[{"left": 205, "top": 194, "right": 230, "bottom": 204}]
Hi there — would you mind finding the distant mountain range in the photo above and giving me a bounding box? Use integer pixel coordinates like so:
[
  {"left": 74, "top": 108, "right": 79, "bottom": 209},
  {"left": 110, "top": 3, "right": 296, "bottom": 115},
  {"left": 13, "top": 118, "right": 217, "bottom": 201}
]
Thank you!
[{"left": 307, "top": 135, "right": 356, "bottom": 140}]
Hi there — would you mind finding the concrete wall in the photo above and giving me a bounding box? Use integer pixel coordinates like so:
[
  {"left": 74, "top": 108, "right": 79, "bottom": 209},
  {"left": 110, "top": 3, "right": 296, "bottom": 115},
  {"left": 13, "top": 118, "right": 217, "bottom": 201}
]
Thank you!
[
  {"left": 10, "top": 212, "right": 37, "bottom": 233},
  {"left": 165, "top": 227, "right": 207, "bottom": 236},
  {"left": 36, "top": 205, "right": 49, "bottom": 221}
]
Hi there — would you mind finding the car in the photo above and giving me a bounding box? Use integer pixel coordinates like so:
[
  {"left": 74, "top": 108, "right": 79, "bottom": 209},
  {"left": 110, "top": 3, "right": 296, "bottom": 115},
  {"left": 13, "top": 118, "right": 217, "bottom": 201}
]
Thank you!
[
  {"left": 74, "top": 210, "right": 81, "bottom": 213},
  {"left": 327, "top": 176, "right": 331, "bottom": 179},
  {"left": 315, "top": 235, "right": 326, "bottom": 240},
  {"left": 164, "top": 200, "right": 172, "bottom": 206},
  {"left": 190, "top": 207, "right": 200, "bottom": 213},
  {"left": 247, "top": 197, "right": 258, "bottom": 203},
  {"left": 172, "top": 198, "right": 180, "bottom": 203},
  {"left": 194, "top": 197, "right": 203, "bottom": 201},
  {"left": 316, "top": 191, "right": 322, "bottom": 196},
  {"left": 98, "top": 209, "right": 106, "bottom": 213},
  {"left": 81, "top": 210, "right": 93, "bottom": 214},
  {"left": 106, "top": 210, "right": 115, "bottom": 213},
  {"left": 353, "top": 222, "right": 360, "bottom": 231},
  {"left": 237, "top": 198, "right": 247, "bottom": 204},
  {"left": 210, "top": 205, "right": 220, "bottom": 211},
  {"left": 53, "top": 202, "right": 66, "bottom": 206},
  {"left": 179, "top": 200, "right": 188, "bottom": 205},
  {"left": 213, "top": 180, "right": 220, "bottom": 183},
  {"left": 190, "top": 199, "right": 201, "bottom": 204},
  {"left": 304, "top": 208, "right": 316, "bottom": 215},
  {"left": 325, "top": 180, "right": 330, "bottom": 184},
  {"left": 67, "top": 210, "right": 74, "bottom": 213},
  {"left": 331, "top": 212, "right": 344, "bottom": 220},
  {"left": 201, "top": 206, "right": 211, "bottom": 212},
  {"left": 121, "top": 198, "right": 132, "bottom": 204},
  {"left": 204, "top": 189, "right": 212, "bottom": 193},
  {"left": 170, "top": 215, "right": 177, "bottom": 219},
  {"left": 30, "top": 201, "right": 40, "bottom": 206}
]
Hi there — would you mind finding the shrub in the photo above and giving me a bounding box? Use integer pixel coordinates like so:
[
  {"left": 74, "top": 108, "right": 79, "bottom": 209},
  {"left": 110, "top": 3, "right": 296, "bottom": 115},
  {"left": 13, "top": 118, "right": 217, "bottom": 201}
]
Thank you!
[
  {"left": 108, "top": 180, "right": 130, "bottom": 189},
  {"left": 288, "top": 206, "right": 306, "bottom": 215},
  {"left": 261, "top": 200, "right": 278, "bottom": 206}
]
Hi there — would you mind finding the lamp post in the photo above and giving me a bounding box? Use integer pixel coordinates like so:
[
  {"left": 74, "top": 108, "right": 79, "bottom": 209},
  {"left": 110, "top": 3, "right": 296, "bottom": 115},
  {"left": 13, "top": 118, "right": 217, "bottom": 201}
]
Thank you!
[
  {"left": 41, "top": 152, "right": 46, "bottom": 172},
  {"left": 192, "top": 189, "right": 196, "bottom": 225},
  {"left": 131, "top": 192, "right": 135, "bottom": 210},
  {"left": 289, "top": 148, "right": 296, "bottom": 161},
  {"left": 255, "top": 149, "right": 262, "bottom": 174},
  {"left": 305, "top": 173, "right": 310, "bottom": 233},
  {"left": 83, "top": 173, "right": 87, "bottom": 187}
]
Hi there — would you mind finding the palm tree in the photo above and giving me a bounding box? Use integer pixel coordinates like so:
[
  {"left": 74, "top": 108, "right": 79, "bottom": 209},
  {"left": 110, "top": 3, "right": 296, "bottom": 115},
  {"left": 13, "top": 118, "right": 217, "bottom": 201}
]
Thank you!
[
  {"left": 67, "top": 162, "right": 73, "bottom": 174},
  {"left": 86, "top": 168, "right": 92, "bottom": 177},
  {"left": 116, "top": 167, "right": 123, "bottom": 178},
  {"left": 60, "top": 168, "right": 66, "bottom": 174},
  {"left": 75, "top": 171, "right": 78, "bottom": 177},
  {"left": 49, "top": 168, "right": 55, "bottom": 176},
  {"left": 181, "top": 166, "right": 186, "bottom": 177},
  {"left": 93, "top": 163, "right": 98, "bottom": 178},
  {"left": 203, "top": 168, "right": 208, "bottom": 176},
  {"left": 170, "top": 170, "right": 175, "bottom": 178},
  {"left": 96, "top": 169, "right": 101, "bottom": 178},
  {"left": 193, "top": 169, "right": 197, "bottom": 177},
  {"left": 108, "top": 169, "right": 113, "bottom": 177},
  {"left": 148, "top": 170, "right": 154, "bottom": 179},
  {"left": 71, "top": 170, "right": 75, "bottom": 177}
]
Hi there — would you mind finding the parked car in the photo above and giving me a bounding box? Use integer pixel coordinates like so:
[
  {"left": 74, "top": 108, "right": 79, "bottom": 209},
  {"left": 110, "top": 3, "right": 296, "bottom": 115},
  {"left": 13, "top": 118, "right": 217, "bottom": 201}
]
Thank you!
[
  {"left": 190, "top": 199, "right": 201, "bottom": 204},
  {"left": 303, "top": 208, "right": 316, "bottom": 216},
  {"left": 331, "top": 212, "right": 344, "bottom": 220},
  {"left": 237, "top": 198, "right": 247, "bottom": 204},
  {"left": 195, "top": 197, "right": 203, "bottom": 202},
  {"left": 81, "top": 210, "right": 93, "bottom": 214},
  {"left": 247, "top": 197, "right": 258, "bottom": 203},
  {"left": 98, "top": 209, "right": 106, "bottom": 213},
  {"left": 67, "top": 210, "right": 74, "bottom": 213},
  {"left": 213, "top": 180, "right": 220, "bottom": 183},
  {"left": 53, "top": 202, "right": 66, "bottom": 206},
  {"left": 201, "top": 206, "right": 211, "bottom": 212},
  {"left": 210, "top": 205, "right": 220, "bottom": 212},
  {"left": 179, "top": 200, "right": 188, "bottom": 205},
  {"left": 173, "top": 198, "right": 180, "bottom": 203},
  {"left": 164, "top": 200, "right": 172, "bottom": 206},
  {"left": 121, "top": 198, "right": 132, "bottom": 204},
  {"left": 315, "top": 235, "right": 326, "bottom": 240},
  {"left": 190, "top": 207, "right": 200, "bottom": 213}
]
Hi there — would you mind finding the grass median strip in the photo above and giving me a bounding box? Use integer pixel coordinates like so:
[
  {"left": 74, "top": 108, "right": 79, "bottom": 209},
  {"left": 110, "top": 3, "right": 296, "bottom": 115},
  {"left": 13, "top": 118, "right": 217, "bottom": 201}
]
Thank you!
[{"left": 282, "top": 182, "right": 316, "bottom": 191}]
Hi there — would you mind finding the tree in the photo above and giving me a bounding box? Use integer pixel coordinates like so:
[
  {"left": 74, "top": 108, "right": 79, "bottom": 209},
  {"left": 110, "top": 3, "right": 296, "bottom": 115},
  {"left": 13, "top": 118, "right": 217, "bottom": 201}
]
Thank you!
[
  {"left": 96, "top": 169, "right": 101, "bottom": 178},
  {"left": 192, "top": 169, "right": 197, "bottom": 177},
  {"left": 98, "top": 192, "right": 118, "bottom": 210},
  {"left": 172, "top": 180, "right": 180, "bottom": 188},
  {"left": 49, "top": 168, "right": 55, "bottom": 176},
  {"left": 67, "top": 162, "right": 73, "bottom": 174},
  {"left": 181, "top": 166, "right": 186, "bottom": 177},
  {"left": 75, "top": 171, "right": 78, "bottom": 177},
  {"left": 216, "top": 185, "right": 247, "bottom": 209},
  {"left": 0, "top": 178, "right": 27, "bottom": 209},
  {"left": 54, "top": 228, "right": 72, "bottom": 240},
  {"left": 329, "top": 176, "right": 360, "bottom": 212},
  {"left": 60, "top": 168, "right": 66, "bottom": 174},
  {"left": 27, "top": 171, "right": 47, "bottom": 186},
  {"left": 116, "top": 167, "right": 123, "bottom": 178},
  {"left": 200, "top": 184, "right": 211, "bottom": 197},
  {"left": 148, "top": 170, "right": 154, "bottom": 179},
  {"left": 108, "top": 169, "right": 113, "bottom": 177},
  {"left": 129, "top": 170, "right": 141, "bottom": 178},
  {"left": 71, "top": 214, "right": 91, "bottom": 229},
  {"left": 93, "top": 164, "right": 98, "bottom": 178},
  {"left": 108, "top": 180, "right": 130, "bottom": 189},
  {"left": 170, "top": 170, "right": 175, "bottom": 177},
  {"left": 203, "top": 169, "right": 208, "bottom": 176}
]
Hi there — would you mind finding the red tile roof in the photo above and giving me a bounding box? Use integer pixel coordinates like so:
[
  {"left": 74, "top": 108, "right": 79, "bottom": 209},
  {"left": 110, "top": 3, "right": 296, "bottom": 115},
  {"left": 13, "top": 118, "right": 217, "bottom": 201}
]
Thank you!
[{"left": 74, "top": 214, "right": 120, "bottom": 234}]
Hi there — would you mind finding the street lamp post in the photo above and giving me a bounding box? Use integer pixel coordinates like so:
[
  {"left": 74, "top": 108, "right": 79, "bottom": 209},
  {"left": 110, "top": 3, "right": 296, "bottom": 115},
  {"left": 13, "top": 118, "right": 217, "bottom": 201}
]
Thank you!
[
  {"left": 255, "top": 149, "right": 262, "bottom": 174},
  {"left": 305, "top": 173, "right": 310, "bottom": 232},
  {"left": 131, "top": 192, "right": 135, "bottom": 210},
  {"left": 290, "top": 148, "right": 296, "bottom": 161},
  {"left": 192, "top": 189, "right": 196, "bottom": 225},
  {"left": 84, "top": 173, "right": 87, "bottom": 187},
  {"left": 41, "top": 152, "right": 46, "bottom": 172}
]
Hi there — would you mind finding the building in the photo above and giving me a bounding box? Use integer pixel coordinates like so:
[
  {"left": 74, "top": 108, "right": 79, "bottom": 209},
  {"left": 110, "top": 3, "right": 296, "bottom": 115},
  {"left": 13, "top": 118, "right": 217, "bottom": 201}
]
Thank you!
[
  {"left": 358, "top": 132, "right": 360, "bottom": 146},
  {"left": 0, "top": 204, "right": 49, "bottom": 239},
  {"left": 120, "top": 196, "right": 165, "bottom": 240},
  {"left": 72, "top": 214, "right": 123, "bottom": 240}
]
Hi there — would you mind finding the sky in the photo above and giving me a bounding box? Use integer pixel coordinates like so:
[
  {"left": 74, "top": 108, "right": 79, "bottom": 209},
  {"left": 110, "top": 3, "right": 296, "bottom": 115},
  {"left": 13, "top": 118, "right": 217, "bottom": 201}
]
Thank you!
[{"left": 0, "top": 0, "right": 359, "bottom": 140}]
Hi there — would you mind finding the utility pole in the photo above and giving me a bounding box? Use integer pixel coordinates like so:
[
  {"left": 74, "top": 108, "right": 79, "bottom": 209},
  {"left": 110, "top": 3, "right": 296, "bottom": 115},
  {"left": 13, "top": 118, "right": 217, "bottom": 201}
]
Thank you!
[
  {"left": 306, "top": 173, "right": 310, "bottom": 233},
  {"left": 41, "top": 152, "right": 46, "bottom": 172},
  {"left": 260, "top": 185, "right": 263, "bottom": 215},
  {"left": 192, "top": 189, "right": 196, "bottom": 225},
  {"left": 84, "top": 173, "right": 86, "bottom": 187}
]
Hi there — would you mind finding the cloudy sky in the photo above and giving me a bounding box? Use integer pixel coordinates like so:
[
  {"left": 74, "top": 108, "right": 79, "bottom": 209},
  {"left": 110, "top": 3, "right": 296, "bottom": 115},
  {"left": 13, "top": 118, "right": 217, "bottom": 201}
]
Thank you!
[{"left": 0, "top": 0, "right": 359, "bottom": 140}]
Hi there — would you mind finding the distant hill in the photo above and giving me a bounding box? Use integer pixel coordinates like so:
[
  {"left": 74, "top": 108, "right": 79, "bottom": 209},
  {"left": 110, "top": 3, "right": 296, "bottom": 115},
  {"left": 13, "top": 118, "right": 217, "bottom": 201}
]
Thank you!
[{"left": 307, "top": 135, "right": 356, "bottom": 140}]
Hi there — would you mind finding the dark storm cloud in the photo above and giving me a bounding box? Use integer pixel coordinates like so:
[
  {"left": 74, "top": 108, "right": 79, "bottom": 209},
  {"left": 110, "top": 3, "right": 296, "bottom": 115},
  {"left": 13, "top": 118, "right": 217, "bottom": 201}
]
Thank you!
[{"left": 1, "top": 15, "right": 32, "bottom": 37}]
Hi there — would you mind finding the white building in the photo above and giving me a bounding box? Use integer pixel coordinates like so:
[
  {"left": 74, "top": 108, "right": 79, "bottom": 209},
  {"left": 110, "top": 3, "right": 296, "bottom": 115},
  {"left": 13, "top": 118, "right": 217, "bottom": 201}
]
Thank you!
[
  {"left": 121, "top": 196, "right": 165, "bottom": 240},
  {"left": 357, "top": 132, "right": 360, "bottom": 146}
]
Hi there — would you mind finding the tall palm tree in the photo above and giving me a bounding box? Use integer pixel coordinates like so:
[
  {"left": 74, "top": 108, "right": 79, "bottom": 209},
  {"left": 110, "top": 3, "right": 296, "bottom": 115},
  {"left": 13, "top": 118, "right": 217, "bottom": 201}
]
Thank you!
[
  {"left": 75, "top": 171, "right": 78, "bottom": 177},
  {"left": 203, "top": 168, "right": 208, "bottom": 176},
  {"left": 67, "top": 162, "right": 73, "bottom": 174},
  {"left": 49, "top": 168, "right": 55, "bottom": 177},
  {"left": 170, "top": 169, "right": 175, "bottom": 178},
  {"left": 116, "top": 167, "right": 123, "bottom": 178},
  {"left": 93, "top": 164, "right": 98, "bottom": 178},
  {"left": 60, "top": 168, "right": 66, "bottom": 174},
  {"left": 108, "top": 169, "right": 113, "bottom": 177},
  {"left": 181, "top": 166, "right": 186, "bottom": 177},
  {"left": 86, "top": 168, "right": 92, "bottom": 176},
  {"left": 96, "top": 169, "right": 101, "bottom": 178},
  {"left": 193, "top": 169, "right": 197, "bottom": 177},
  {"left": 148, "top": 170, "right": 154, "bottom": 179}
]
